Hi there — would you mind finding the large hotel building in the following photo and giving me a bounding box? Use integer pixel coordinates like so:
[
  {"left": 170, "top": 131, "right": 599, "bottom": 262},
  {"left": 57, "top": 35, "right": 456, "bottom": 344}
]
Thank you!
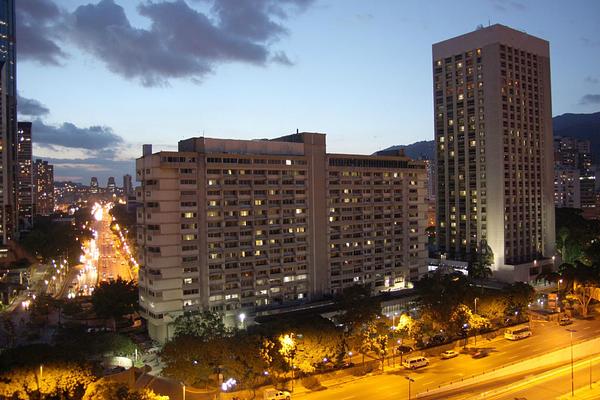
[
  {"left": 136, "top": 132, "right": 428, "bottom": 342},
  {"left": 433, "top": 24, "right": 555, "bottom": 282}
]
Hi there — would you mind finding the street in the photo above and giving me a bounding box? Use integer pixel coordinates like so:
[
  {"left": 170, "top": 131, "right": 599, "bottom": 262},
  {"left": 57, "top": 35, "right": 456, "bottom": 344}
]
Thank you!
[
  {"left": 294, "top": 318, "right": 600, "bottom": 400},
  {"left": 93, "top": 203, "right": 134, "bottom": 283}
]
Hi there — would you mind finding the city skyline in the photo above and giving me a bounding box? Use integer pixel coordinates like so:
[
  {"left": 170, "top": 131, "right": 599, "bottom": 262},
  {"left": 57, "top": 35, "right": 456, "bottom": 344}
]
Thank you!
[{"left": 17, "top": 0, "right": 600, "bottom": 184}]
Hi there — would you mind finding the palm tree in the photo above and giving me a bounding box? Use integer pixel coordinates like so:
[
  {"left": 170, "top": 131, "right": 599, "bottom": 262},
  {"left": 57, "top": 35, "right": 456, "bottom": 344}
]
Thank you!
[{"left": 468, "top": 240, "right": 493, "bottom": 281}]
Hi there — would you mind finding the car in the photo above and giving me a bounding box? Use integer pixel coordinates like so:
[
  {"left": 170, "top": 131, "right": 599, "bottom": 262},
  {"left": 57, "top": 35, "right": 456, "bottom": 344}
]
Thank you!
[
  {"left": 402, "top": 356, "right": 429, "bottom": 370},
  {"left": 397, "top": 345, "right": 414, "bottom": 354},
  {"left": 471, "top": 350, "right": 488, "bottom": 359},
  {"left": 426, "top": 334, "right": 449, "bottom": 347},
  {"left": 559, "top": 317, "right": 573, "bottom": 326},
  {"left": 264, "top": 389, "right": 291, "bottom": 400},
  {"left": 440, "top": 350, "right": 459, "bottom": 359}
]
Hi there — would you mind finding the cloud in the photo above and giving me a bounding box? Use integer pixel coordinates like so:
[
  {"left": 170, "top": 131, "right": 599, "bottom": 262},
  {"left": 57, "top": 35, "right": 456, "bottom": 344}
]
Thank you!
[
  {"left": 16, "top": 0, "right": 67, "bottom": 65},
  {"left": 585, "top": 76, "right": 599, "bottom": 84},
  {"left": 19, "top": 93, "right": 132, "bottom": 183},
  {"left": 54, "top": 0, "right": 314, "bottom": 86},
  {"left": 33, "top": 120, "right": 124, "bottom": 155},
  {"left": 18, "top": 95, "right": 50, "bottom": 117},
  {"left": 271, "top": 51, "right": 294, "bottom": 66},
  {"left": 489, "top": 0, "right": 526, "bottom": 12},
  {"left": 580, "top": 94, "right": 600, "bottom": 105},
  {"left": 582, "top": 37, "right": 600, "bottom": 47}
]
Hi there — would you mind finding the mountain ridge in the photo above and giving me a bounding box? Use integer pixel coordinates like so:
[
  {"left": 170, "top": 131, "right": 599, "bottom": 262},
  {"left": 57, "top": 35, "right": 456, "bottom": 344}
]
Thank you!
[{"left": 381, "top": 111, "right": 600, "bottom": 161}]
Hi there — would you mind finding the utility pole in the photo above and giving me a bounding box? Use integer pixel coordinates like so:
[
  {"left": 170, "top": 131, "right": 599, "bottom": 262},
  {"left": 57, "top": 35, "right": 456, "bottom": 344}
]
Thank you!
[
  {"left": 405, "top": 376, "right": 415, "bottom": 400},
  {"left": 567, "top": 329, "right": 576, "bottom": 397}
]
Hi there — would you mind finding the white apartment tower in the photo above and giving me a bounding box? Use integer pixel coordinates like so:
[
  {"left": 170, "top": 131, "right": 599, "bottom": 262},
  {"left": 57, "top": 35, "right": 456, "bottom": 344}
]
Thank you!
[
  {"left": 433, "top": 24, "right": 555, "bottom": 282},
  {"left": 136, "top": 133, "right": 428, "bottom": 342}
]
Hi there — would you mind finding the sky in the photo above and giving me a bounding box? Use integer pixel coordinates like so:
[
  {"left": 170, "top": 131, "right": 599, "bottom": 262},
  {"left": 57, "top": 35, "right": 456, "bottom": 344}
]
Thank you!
[{"left": 17, "top": 0, "right": 600, "bottom": 184}]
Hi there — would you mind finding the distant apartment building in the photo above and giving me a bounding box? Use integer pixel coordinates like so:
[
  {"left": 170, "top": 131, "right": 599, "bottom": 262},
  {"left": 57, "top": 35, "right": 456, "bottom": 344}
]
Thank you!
[
  {"left": 33, "top": 160, "right": 54, "bottom": 216},
  {"left": 433, "top": 24, "right": 555, "bottom": 282},
  {"left": 136, "top": 132, "right": 428, "bottom": 342},
  {"left": 0, "top": 0, "right": 17, "bottom": 243},
  {"left": 123, "top": 174, "right": 133, "bottom": 196},
  {"left": 107, "top": 176, "right": 116, "bottom": 194},
  {"left": 554, "top": 167, "right": 580, "bottom": 208},
  {"left": 90, "top": 177, "right": 99, "bottom": 194},
  {"left": 17, "top": 122, "right": 33, "bottom": 229},
  {"left": 554, "top": 136, "right": 596, "bottom": 212}
]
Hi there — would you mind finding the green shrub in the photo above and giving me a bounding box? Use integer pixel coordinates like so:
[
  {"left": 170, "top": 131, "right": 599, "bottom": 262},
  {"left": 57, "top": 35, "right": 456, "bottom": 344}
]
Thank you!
[{"left": 301, "top": 376, "right": 323, "bottom": 390}]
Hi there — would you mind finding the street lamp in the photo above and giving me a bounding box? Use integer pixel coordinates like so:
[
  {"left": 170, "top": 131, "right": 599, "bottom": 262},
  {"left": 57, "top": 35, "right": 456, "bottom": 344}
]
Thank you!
[
  {"left": 239, "top": 313, "right": 246, "bottom": 329},
  {"left": 474, "top": 297, "right": 479, "bottom": 314},
  {"left": 405, "top": 376, "right": 415, "bottom": 400},
  {"left": 280, "top": 333, "right": 297, "bottom": 392},
  {"left": 567, "top": 328, "right": 576, "bottom": 397}
]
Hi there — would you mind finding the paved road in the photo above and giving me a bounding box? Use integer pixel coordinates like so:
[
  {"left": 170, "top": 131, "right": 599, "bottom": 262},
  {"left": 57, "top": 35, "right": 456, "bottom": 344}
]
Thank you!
[
  {"left": 488, "top": 354, "right": 600, "bottom": 400},
  {"left": 294, "top": 318, "right": 600, "bottom": 400},
  {"left": 94, "top": 215, "right": 132, "bottom": 282}
]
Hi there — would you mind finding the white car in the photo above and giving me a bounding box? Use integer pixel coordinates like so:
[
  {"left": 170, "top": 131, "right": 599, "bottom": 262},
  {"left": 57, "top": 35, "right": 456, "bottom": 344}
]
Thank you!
[
  {"left": 440, "top": 350, "right": 459, "bottom": 359},
  {"left": 264, "top": 389, "right": 291, "bottom": 400}
]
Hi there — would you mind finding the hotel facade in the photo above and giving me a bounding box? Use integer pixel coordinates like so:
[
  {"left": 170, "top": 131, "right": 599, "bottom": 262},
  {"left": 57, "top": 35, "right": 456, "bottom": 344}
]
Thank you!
[
  {"left": 136, "top": 132, "right": 428, "bottom": 342},
  {"left": 433, "top": 24, "right": 556, "bottom": 282}
]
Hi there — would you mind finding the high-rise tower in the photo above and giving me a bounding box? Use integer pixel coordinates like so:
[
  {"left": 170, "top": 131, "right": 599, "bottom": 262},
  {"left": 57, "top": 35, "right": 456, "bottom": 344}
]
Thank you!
[
  {"left": 17, "top": 122, "right": 33, "bottom": 229},
  {"left": 33, "top": 159, "right": 54, "bottom": 216},
  {"left": 0, "top": 0, "right": 17, "bottom": 243},
  {"left": 433, "top": 24, "right": 555, "bottom": 282}
]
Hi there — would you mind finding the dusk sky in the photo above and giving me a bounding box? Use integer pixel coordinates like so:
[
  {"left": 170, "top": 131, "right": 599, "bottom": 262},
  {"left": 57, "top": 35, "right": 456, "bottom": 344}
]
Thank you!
[{"left": 18, "top": 0, "right": 600, "bottom": 184}]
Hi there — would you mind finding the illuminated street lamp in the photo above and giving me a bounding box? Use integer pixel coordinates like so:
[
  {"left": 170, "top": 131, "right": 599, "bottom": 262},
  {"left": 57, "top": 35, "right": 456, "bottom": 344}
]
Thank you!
[
  {"left": 279, "top": 333, "right": 298, "bottom": 392},
  {"left": 239, "top": 313, "right": 246, "bottom": 329}
]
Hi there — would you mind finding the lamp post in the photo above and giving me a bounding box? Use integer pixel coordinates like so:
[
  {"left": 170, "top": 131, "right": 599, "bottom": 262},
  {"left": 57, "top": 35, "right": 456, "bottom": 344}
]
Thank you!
[
  {"left": 239, "top": 313, "right": 246, "bottom": 330},
  {"left": 405, "top": 376, "right": 415, "bottom": 400},
  {"left": 567, "top": 328, "right": 576, "bottom": 397},
  {"left": 558, "top": 279, "right": 564, "bottom": 311},
  {"left": 474, "top": 297, "right": 479, "bottom": 314}
]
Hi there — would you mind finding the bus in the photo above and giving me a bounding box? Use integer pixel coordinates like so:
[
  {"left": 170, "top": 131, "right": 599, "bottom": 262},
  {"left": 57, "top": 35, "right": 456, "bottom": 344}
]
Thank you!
[{"left": 504, "top": 327, "right": 532, "bottom": 340}]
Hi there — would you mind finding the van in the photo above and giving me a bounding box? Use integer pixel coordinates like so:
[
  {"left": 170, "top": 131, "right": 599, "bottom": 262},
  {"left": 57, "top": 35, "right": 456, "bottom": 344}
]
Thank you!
[{"left": 402, "top": 356, "right": 429, "bottom": 370}]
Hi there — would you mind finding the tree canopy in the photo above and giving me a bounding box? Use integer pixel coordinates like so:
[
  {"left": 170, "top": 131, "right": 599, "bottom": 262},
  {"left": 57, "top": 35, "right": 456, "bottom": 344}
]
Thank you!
[
  {"left": 172, "top": 310, "right": 230, "bottom": 340},
  {"left": 92, "top": 278, "right": 138, "bottom": 323}
]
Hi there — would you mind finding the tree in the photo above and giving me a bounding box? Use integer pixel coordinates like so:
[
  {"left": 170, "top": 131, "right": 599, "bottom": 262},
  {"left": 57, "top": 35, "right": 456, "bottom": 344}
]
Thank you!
[
  {"left": 221, "top": 334, "right": 270, "bottom": 396},
  {"left": 0, "top": 362, "right": 94, "bottom": 400},
  {"left": 91, "top": 278, "right": 138, "bottom": 330},
  {"left": 415, "top": 271, "right": 471, "bottom": 331},
  {"left": 355, "top": 320, "right": 388, "bottom": 369},
  {"left": 333, "top": 284, "right": 380, "bottom": 335},
  {"left": 560, "top": 262, "right": 600, "bottom": 317},
  {"left": 84, "top": 381, "right": 168, "bottom": 400},
  {"left": 476, "top": 296, "right": 508, "bottom": 324},
  {"left": 505, "top": 282, "right": 535, "bottom": 316},
  {"left": 172, "top": 310, "right": 230, "bottom": 340},
  {"left": 161, "top": 335, "right": 224, "bottom": 387},
  {"left": 468, "top": 240, "right": 494, "bottom": 282}
]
